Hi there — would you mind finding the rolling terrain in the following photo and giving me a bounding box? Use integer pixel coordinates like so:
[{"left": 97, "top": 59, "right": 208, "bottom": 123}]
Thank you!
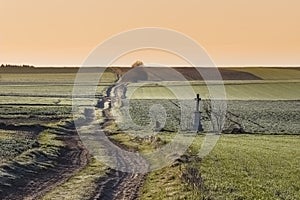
[{"left": 0, "top": 66, "right": 299, "bottom": 199}]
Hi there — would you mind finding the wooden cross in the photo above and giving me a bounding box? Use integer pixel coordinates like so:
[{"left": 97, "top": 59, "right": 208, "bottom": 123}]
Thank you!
[
  {"left": 194, "top": 93, "right": 203, "bottom": 132},
  {"left": 194, "top": 94, "right": 201, "bottom": 112}
]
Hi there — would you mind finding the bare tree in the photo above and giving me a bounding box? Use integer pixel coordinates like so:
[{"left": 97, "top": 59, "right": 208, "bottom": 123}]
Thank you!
[{"left": 203, "top": 98, "right": 227, "bottom": 134}]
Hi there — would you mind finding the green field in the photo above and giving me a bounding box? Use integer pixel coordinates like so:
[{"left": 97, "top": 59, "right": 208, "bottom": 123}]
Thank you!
[
  {"left": 140, "top": 134, "right": 300, "bottom": 200},
  {"left": 119, "top": 99, "right": 299, "bottom": 134},
  {"left": 115, "top": 67, "right": 299, "bottom": 199},
  {"left": 126, "top": 81, "right": 300, "bottom": 100},
  {"left": 0, "top": 67, "right": 299, "bottom": 199},
  {"left": 126, "top": 67, "right": 300, "bottom": 100},
  {"left": 0, "top": 72, "right": 115, "bottom": 99}
]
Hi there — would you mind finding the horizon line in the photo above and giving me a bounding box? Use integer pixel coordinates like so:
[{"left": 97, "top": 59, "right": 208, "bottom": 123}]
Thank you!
[{"left": 1, "top": 64, "right": 300, "bottom": 68}]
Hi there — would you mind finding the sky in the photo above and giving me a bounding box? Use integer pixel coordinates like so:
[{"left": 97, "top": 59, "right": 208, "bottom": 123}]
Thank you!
[{"left": 0, "top": 0, "right": 300, "bottom": 67}]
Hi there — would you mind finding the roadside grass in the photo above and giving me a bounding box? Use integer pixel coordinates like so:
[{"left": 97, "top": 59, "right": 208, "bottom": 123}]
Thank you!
[
  {"left": 42, "top": 158, "right": 108, "bottom": 200},
  {"left": 141, "top": 164, "right": 200, "bottom": 200},
  {"left": 141, "top": 134, "right": 204, "bottom": 200},
  {"left": 13, "top": 128, "right": 66, "bottom": 167},
  {"left": 38, "top": 130, "right": 64, "bottom": 148},
  {"left": 103, "top": 118, "right": 204, "bottom": 199},
  {"left": 109, "top": 133, "right": 157, "bottom": 153},
  {"left": 140, "top": 134, "right": 300, "bottom": 200},
  {"left": 0, "top": 130, "right": 36, "bottom": 164},
  {"left": 0, "top": 121, "right": 70, "bottom": 176}
]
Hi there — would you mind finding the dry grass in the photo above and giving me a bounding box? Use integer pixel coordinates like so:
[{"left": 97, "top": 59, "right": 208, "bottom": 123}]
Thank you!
[{"left": 42, "top": 158, "right": 108, "bottom": 200}]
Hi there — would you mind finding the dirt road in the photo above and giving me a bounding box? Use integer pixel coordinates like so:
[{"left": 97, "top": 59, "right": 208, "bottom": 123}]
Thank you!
[
  {"left": 89, "top": 83, "right": 148, "bottom": 200},
  {"left": 0, "top": 82, "right": 147, "bottom": 200}
]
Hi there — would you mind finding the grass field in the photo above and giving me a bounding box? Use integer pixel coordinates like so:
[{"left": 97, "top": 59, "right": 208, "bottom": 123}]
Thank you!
[
  {"left": 125, "top": 67, "right": 300, "bottom": 100},
  {"left": 140, "top": 134, "right": 300, "bottom": 200},
  {"left": 119, "top": 99, "right": 299, "bottom": 134},
  {"left": 0, "top": 72, "right": 115, "bottom": 100},
  {"left": 0, "top": 67, "right": 299, "bottom": 199},
  {"left": 126, "top": 81, "right": 300, "bottom": 100}
]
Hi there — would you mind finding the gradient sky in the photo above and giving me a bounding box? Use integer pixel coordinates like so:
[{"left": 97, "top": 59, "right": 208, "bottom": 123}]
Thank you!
[{"left": 0, "top": 0, "right": 300, "bottom": 66}]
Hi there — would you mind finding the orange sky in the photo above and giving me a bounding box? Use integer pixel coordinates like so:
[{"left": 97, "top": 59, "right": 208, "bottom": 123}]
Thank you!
[{"left": 0, "top": 0, "right": 300, "bottom": 67}]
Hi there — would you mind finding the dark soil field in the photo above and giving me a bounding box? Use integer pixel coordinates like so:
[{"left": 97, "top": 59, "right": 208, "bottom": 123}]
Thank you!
[{"left": 112, "top": 67, "right": 263, "bottom": 81}]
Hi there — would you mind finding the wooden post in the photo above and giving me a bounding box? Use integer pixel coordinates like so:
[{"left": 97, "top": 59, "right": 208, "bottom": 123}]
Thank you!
[
  {"left": 194, "top": 94, "right": 203, "bottom": 132},
  {"left": 195, "top": 94, "right": 200, "bottom": 111}
]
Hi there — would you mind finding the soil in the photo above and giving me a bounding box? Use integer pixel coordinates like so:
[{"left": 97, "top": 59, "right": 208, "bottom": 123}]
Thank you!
[
  {"left": 90, "top": 84, "right": 148, "bottom": 200},
  {"left": 112, "top": 67, "right": 262, "bottom": 81}
]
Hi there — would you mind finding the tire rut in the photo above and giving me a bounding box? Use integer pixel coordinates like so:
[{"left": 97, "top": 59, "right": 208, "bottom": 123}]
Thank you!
[{"left": 90, "top": 83, "right": 148, "bottom": 200}]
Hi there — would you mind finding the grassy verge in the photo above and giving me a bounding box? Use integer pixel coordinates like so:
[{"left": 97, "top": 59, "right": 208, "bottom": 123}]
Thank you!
[
  {"left": 140, "top": 134, "right": 204, "bottom": 199},
  {"left": 141, "top": 164, "right": 200, "bottom": 199},
  {"left": 9, "top": 128, "right": 65, "bottom": 168},
  {"left": 0, "top": 123, "right": 67, "bottom": 192},
  {"left": 106, "top": 129, "right": 204, "bottom": 199},
  {"left": 0, "top": 130, "right": 37, "bottom": 164},
  {"left": 42, "top": 158, "right": 108, "bottom": 200}
]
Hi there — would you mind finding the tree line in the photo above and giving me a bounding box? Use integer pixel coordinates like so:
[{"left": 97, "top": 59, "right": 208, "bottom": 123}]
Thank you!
[{"left": 0, "top": 64, "right": 35, "bottom": 68}]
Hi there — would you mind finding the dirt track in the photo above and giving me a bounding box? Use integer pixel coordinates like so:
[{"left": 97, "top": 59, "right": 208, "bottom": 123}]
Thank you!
[
  {"left": 91, "top": 169, "right": 146, "bottom": 200},
  {"left": 88, "top": 117, "right": 147, "bottom": 200},
  {"left": 89, "top": 83, "right": 148, "bottom": 200},
  {"left": 0, "top": 81, "right": 147, "bottom": 200}
]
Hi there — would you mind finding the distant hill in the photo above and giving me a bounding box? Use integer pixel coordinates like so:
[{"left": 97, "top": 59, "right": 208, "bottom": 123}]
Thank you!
[
  {"left": 1, "top": 65, "right": 299, "bottom": 80},
  {"left": 0, "top": 66, "right": 110, "bottom": 74},
  {"left": 113, "top": 67, "right": 262, "bottom": 81}
]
